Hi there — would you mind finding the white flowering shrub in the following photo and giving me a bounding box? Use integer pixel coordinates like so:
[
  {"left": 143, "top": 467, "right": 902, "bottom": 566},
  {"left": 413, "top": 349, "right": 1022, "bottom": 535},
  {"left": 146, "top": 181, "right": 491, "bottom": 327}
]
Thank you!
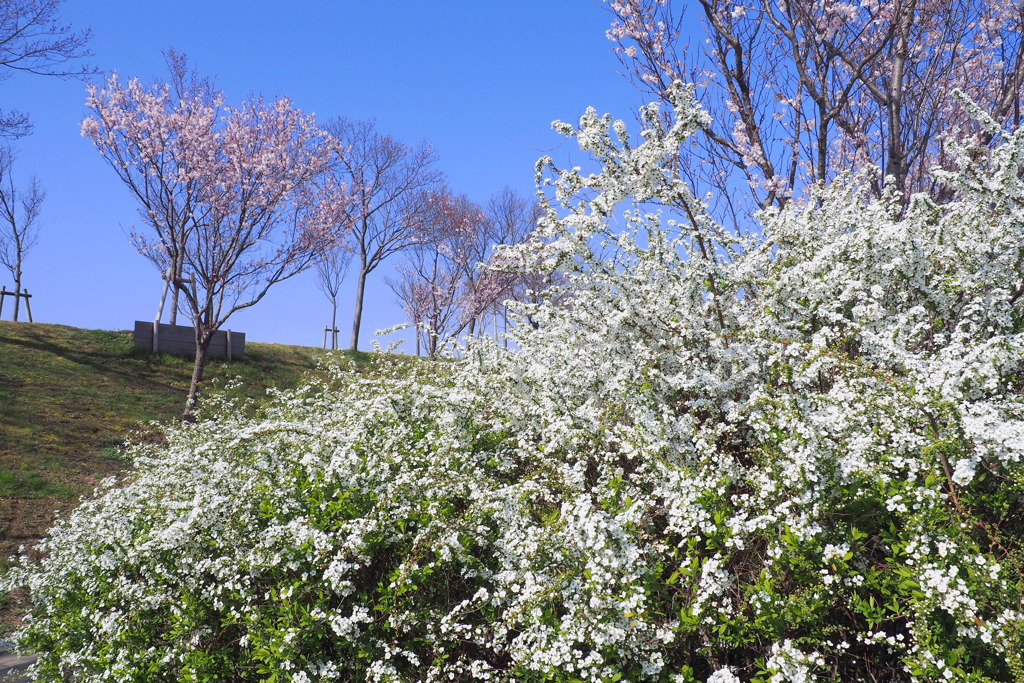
[{"left": 3, "top": 83, "right": 1024, "bottom": 681}]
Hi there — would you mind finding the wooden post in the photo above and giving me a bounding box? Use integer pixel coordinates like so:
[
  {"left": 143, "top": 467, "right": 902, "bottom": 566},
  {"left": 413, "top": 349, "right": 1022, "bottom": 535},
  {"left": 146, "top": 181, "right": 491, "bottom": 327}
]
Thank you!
[
  {"left": 226, "top": 329, "right": 232, "bottom": 361},
  {"left": 153, "top": 266, "right": 174, "bottom": 353},
  {"left": 323, "top": 326, "right": 339, "bottom": 349},
  {"left": 0, "top": 288, "right": 34, "bottom": 322}
]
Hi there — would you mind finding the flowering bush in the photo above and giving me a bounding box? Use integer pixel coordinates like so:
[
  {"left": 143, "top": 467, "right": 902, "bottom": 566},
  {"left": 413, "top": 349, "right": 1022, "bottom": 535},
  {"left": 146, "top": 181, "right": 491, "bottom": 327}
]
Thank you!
[{"left": 3, "top": 83, "right": 1023, "bottom": 681}]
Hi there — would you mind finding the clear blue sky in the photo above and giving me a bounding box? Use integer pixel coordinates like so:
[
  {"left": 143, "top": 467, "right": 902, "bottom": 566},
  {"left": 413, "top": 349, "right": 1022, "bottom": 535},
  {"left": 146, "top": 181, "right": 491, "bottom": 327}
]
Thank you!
[{"left": 2, "top": 0, "right": 649, "bottom": 351}]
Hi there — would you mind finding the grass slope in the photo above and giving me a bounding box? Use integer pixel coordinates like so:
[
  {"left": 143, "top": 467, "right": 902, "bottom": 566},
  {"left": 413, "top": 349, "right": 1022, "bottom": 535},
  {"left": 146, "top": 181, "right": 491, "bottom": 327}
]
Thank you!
[{"left": 0, "top": 321, "right": 369, "bottom": 629}]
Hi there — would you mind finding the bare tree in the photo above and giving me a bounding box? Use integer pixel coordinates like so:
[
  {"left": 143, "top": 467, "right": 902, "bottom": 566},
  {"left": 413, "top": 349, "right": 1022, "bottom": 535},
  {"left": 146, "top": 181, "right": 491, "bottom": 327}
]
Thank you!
[
  {"left": 0, "top": 0, "right": 93, "bottom": 138},
  {"left": 0, "top": 144, "right": 42, "bottom": 320},
  {"left": 314, "top": 243, "right": 352, "bottom": 350},
  {"left": 605, "top": 0, "right": 1024, "bottom": 210},
  {"left": 325, "top": 117, "right": 442, "bottom": 351},
  {"left": 387, "top": 272, "right": 429, "bottom": 356}
]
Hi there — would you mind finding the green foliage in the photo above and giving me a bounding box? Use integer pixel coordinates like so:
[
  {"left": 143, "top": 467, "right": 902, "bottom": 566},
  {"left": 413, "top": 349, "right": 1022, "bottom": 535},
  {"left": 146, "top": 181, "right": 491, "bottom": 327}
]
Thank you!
[{"left": 0, "top": 321, "right": 382, "bottom": 629}]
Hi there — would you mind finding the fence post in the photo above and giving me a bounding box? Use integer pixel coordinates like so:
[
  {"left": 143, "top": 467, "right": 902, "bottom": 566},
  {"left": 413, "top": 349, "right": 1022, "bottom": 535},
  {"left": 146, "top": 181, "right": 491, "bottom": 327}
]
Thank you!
[
  {"left": 0, "top": 286, "right": 5, "bottom": 320},
  {"left": 226, "top": 329, "right": 232, "bottom": 361},
  {"left": 23, "top": 289, "right": 32, "bottom": 323}
]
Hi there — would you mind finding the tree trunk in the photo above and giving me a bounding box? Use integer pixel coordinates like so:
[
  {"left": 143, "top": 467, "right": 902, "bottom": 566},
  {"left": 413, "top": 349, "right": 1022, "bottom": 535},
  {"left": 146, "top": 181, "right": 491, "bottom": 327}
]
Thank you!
[
  {"left": 183, "top": 327, "right": 213, "bottom": 421},
  {"left": 169, "top": 253, "right": 184, "bottom": 325},
  {"left": 465, "top": 317, "right": 476, "bottom": 352},
  {"left": 816, "top": 101, "right": 829, "bottom": 185},
  {"left": 12, "top": 268, "right": 20, "bottom": 322},
  {"left": 349, "top": 266, "right": 367, "bottom": 351},
  {"left": 169, "top": 288, "right": 179, "bottom": 325},
  {"left": 425, "top": 315, "right": 437, "bottom": 359},
  {"left": 885, "top": 0, "right": 914, "bottom": 196}
]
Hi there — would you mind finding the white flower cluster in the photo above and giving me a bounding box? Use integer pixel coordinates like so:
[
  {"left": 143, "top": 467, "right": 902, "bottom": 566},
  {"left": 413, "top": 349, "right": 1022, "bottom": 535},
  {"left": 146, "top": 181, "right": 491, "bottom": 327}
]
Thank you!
[
  {"left": 765, "top": 640, "right": 825, "bottom": 683},
  {"left": 3, "top": 82, "right": 1022, "bottom": 681}
]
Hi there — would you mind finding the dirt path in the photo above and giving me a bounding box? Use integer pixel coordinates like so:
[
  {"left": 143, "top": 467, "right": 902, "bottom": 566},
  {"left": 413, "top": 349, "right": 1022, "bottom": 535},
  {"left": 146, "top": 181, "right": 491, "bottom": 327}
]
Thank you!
[{"left": 0, "top": 652, "right": 34, "bottom": 682}]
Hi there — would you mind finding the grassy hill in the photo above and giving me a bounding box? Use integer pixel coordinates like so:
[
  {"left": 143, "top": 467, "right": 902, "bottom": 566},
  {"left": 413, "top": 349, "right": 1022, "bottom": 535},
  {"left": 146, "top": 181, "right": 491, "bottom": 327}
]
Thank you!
[{"left": 0, "top": 321, "right": 371, "bottom": 629}]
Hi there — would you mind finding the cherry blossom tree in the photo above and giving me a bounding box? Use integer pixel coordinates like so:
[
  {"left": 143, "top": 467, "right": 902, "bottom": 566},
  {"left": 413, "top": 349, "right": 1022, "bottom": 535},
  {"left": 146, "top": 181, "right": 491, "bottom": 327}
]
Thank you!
[
  {"left": 82, "top": 54, "right": 342, "bottom": 418},
  {"left": 605, "top": 0, "right": 1024, "bottom": 211},
  {"left": 387, "top": 189, "right": 484, "bottom": 357},
  {"left": 0, "top": 0, "right": 93, "bottom": 138},
  {"left": 325, "top": 117, "right": 441, "bottom": 351},
  {"left": 387, "top": 274, "right": 430, "bottom": 356},
  {"left": 472, "top": 187, "right": 543, "bottom": 338},
  {"left": 388, "top": 251, "right": 462, "bottom": 358},
  {"left": 388, "top": 187, "right": 545, "bottom": 355},
  {"left": 0, "top": 144, "right": 42, "bottom": 320}
]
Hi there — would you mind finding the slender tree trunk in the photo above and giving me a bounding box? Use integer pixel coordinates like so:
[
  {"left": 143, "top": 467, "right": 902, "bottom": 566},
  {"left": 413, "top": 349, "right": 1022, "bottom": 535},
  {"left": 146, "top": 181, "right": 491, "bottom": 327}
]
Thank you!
[
  {"left": 886, "top": 1, "right": 913, "bottom": 195},
  {"left": 465, "top": 317, "right": 476, "bottom": 352},
  {"left": 183, "top": 327, "right": 213, "bottom": 421},
  {"left": 169, "top": 253, "right": 184, "bottom": 325},
  {"left": 12, "top": 268, "right": 20, "bottom": 322},
  {"left": 426, "top": 313, "right": 437, "bottom": 359},
  {"left": 817, "top": 101, "right": 829, "bottom": 184},
  {"left": 350, "top": 266, "right": 368, "bottom": 351}
]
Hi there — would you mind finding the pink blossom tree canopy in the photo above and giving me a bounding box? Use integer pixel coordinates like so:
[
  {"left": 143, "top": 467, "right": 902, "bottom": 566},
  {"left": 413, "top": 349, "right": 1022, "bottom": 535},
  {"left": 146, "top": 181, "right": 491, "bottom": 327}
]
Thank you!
[
  {"left": 81, "top": 53, "right": 344, "bottom": 417},
  {"left": 388, "top": 186, "right": 545, "bottom": 355},
  {"left": 386, "top": 188, "right": 484, "bottom": 357}
]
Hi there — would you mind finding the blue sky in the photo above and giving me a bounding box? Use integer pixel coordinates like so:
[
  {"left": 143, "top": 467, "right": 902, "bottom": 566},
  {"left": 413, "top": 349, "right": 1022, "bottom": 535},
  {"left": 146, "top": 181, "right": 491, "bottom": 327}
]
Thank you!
[{"left": 2, "top": 1, "right": 655, "bottom": 351}]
